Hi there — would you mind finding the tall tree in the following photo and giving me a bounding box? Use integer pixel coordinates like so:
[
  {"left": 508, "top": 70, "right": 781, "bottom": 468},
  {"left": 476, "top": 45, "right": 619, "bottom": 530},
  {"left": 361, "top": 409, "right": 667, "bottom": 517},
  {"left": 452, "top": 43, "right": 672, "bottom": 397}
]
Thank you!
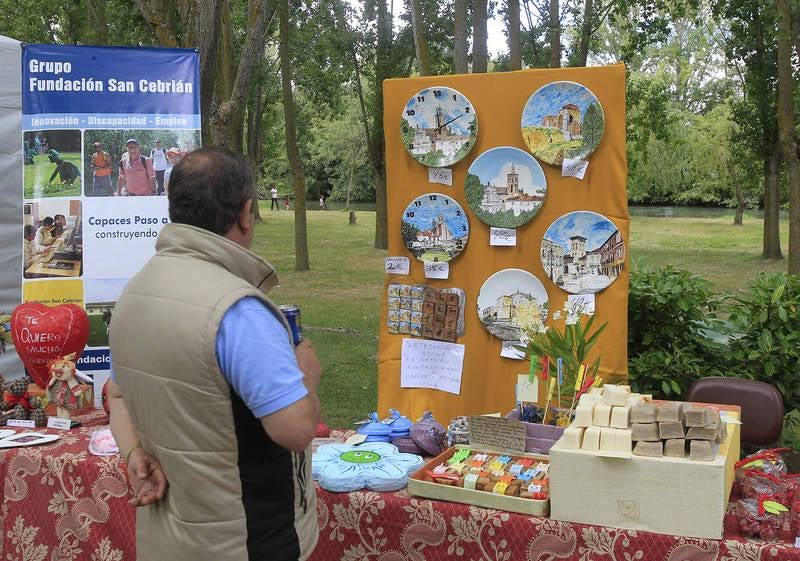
[
  {"left": 777, "top": 0, "right": 800, "bottom": 272},
  {"left": 410, "top": 0, "right": 432, "bottom": 75},
  {"left": 575, "top": 0, "right": 594, "bottom": 66},
  {"left": 455, "top": 0, "right": 469, "bottom": 72},
  {"left": 473, "top": 0, "right": 488, "bottom": 72},
  {"left": 279, "top": 0, "right": 310, "bottom": 270},
  {"left": 508, "top": 0, "right": 522, "bottom": 69},
  {"left": 550, "top": 0, "right": 561, "bottom": 67}
]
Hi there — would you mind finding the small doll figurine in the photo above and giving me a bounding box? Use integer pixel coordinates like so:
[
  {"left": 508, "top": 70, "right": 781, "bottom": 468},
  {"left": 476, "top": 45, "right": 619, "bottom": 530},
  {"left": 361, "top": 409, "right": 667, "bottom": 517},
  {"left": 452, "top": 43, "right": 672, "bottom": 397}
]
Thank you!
[{"left": 46, "top": 353, "right": 86, "bottom": 419}]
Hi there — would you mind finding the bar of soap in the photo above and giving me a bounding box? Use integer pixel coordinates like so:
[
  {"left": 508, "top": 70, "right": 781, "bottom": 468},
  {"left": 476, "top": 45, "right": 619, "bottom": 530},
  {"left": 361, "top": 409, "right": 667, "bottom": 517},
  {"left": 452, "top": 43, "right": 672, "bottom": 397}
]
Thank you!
[
  {"left": 610, "top": 406, "right": 630, "bottom": 429},
  {"left": 630, "top": 403, "right": 657, "bottom": 423},
  {"left": 626, "top": 394, "right": 644, "bottom": 408},
  {"left": 602, "top": 385, "right": 629, "bottom": 406},
  {"left": 686, "top": 425, "right": 718, "bottom": 440},
  {"left": 574, "top": 403, "right": 595, "bottom": 428},
  {"left": 581, "top": 426, "right": 601, "bottom": 451},
  {"left": 685, "top": 406, "right": 712, "bottom": 427},
  {"left": 690, "top": 439, "right": 714, "bottom": 461},
  {"left": 615, "top": 428, "right": 632, "bottom": 453},
  {"left": 592, "top": 403, "right": 612, "bottom": 426},
  {"left": 633, "top": 440, "right": 663, "bottom": 457},
  {"left": 631, "top": 422, "right": 660, "bottom": 441},
  {"left": 664, "top": 439, "right": 686, "bottom": 458},
  {"left": 579, "top": 393, "right": 598, "bottom": 405},
  {"left": 659, "top": 421, "right": 685, "bottom": 439},
  {"left": 657, "top": 402, "right": 683, "bottom": 422},
  {"left": 560, "top": 426, "right": 585, "bottom": 449},
  {"left": 599, "top": 427, "right": 616, "bottom": 451}
]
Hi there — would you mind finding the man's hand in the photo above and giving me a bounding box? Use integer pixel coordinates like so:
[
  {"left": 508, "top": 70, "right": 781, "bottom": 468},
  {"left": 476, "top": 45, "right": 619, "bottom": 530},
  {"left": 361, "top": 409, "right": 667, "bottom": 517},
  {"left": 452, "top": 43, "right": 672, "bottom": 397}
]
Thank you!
[
  {"left": 126, "top": 448, "right": 168, "bottom": 507},
  {"left": 295, "top": 339, "right": 322, "bottom": 392}
]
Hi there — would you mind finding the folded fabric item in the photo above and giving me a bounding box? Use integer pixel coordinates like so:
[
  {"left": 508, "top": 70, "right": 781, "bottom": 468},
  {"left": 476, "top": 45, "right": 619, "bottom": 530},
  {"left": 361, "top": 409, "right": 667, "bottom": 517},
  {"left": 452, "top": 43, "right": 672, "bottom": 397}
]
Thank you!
[{"left": 313, "top": 442, "right": 424, "bottom": 492}]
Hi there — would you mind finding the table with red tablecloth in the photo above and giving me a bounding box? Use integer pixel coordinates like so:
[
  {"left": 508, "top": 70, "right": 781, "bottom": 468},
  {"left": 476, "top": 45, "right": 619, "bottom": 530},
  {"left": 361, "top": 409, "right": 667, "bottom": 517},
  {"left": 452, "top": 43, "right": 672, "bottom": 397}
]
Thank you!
[{"left": 0, "top": 421, "right": 797, "bottom": 561}]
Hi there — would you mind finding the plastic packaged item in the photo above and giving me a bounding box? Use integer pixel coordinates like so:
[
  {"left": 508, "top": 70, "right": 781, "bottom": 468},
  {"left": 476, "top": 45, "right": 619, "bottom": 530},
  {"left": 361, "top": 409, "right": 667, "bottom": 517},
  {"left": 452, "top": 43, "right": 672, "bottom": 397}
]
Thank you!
[
  {"left": 356, "top": 412, "right": 393, "bottom": 443},
  {"left": 410, "top": 411, "right": 447, "bottom": 456},
  {"left": 385, "top": 409, "right": 414, "bottom": 438}
]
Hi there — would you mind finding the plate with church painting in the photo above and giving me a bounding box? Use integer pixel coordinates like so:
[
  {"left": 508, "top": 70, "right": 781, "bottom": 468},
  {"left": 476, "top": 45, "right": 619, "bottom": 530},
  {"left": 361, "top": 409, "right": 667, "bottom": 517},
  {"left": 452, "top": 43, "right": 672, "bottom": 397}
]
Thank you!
[
  {"left": 521, "top": 81, "right": 605, "bottom": 166},
  {"left": 401, "top": 87, "right": 478, "bottom": 168},
  {"left": 477, "top": 269, "right": 549, "bottom": 341},
  {"left": 465, "top": 147, "right": 547, "bottom": 228},
  {"left": 401, "top": 193, "right": 469, "bottom": 263},
  {"left": 540, "top": 211, "right": 625, "bottom": 295}
]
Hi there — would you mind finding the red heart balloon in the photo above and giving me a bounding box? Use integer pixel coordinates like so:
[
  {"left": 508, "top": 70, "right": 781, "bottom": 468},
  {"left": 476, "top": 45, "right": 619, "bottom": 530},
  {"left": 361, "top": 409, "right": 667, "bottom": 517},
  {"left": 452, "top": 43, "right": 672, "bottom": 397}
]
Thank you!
[{"left": 10, "top": 303, "right": 90, "bottom": 388}]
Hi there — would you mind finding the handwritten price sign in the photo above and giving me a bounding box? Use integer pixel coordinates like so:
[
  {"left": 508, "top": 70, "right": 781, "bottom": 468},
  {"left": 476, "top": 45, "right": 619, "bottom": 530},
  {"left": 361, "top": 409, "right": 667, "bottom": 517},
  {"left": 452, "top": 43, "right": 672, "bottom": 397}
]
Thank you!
[
  {"left": 428, "top": 167, "right": 453, "bottom": 186},
  {"left": 561, "top": 158, "right": 589, "bottom": 180},
  {"left": 385, "top": 256, "right": 410, "bottom": 275},
  {"left": 490, "top": 227, "right": 516, "bottom": 246},
  {"left": 424, "top": 261, "right": 449, "bottom": 279}
]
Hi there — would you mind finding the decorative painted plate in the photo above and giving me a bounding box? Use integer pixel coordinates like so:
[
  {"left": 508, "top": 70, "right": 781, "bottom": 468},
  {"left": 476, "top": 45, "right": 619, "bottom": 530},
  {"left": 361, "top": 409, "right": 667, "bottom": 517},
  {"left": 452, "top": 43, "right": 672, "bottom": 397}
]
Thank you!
[
  {"left": 477, "top": 269, "right": 549, "bottom": 341},
  {"left": 521, "top": 81, "right": 605, "bottom": 166},
  {"left": 465, "top": 146, "right": 547, "bottom": 228},
  {"left": 540, "top": 211, "right": 625, "bottom": 294},
  {"left": 401, "top": 193, "right": 469, "bottom": 263},
  {"left": 401, "top": 86, "right": 478, "bottom": 168}
]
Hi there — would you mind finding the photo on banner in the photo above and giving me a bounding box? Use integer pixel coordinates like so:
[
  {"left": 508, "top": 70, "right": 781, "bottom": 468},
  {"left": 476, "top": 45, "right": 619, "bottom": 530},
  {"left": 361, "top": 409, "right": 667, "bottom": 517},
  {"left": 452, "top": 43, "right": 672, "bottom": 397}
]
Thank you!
[
  {"left": 22, "top": 130, "right": 82, "bottom": 199},
  {"left": 22, "top": 200, "right": 82, "bottom": 279}
]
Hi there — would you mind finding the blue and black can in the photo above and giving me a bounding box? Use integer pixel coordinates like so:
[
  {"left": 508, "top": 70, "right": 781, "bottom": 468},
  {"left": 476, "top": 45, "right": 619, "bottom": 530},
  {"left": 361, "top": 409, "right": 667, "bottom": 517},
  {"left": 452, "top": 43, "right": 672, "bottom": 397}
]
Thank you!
[{"left": 279, "top": 305, "right": 303, "bottom": 346}]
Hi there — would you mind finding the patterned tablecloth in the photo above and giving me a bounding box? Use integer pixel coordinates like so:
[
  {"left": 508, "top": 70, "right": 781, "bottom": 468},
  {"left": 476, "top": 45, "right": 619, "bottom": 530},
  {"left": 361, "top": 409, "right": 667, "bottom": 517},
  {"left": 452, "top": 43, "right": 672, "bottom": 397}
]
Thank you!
[{"left": 0, "top": 419, "right": 797, "bottom": 561}]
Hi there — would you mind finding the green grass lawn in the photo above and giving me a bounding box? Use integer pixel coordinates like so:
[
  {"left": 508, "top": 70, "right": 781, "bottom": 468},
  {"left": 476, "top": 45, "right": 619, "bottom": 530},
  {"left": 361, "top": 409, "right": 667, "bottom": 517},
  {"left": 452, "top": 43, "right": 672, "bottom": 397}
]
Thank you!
[
  {"left": 252, "top": 205, "right": 792, "bottom": 427},
  {"left": 87, "top": 314, "right": 109, "bottom": 348},
  {"left": 23, "top": 153, "right": 83, "bottom": 199}
]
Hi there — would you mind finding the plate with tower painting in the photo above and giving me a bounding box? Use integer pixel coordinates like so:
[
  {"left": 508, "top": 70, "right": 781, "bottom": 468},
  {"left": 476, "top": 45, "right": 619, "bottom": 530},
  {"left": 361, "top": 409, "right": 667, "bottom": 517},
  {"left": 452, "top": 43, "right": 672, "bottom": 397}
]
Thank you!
[
  {"left": 401, "top": 193, "right": 469, "bottom": 263},
  {"left": 521, "top": 81, "right": 605, "bottom": 166},
  {"left": 401, "top": 87, "right": 478, "bottom": 168},
  {"left": 477, "top": 269, "right": 549, "bottom": 341},
  {"left": 540, "top": 211, "right": 625, "bottom": 295},
  {"left": 465, "top": 147, "right": 547, "bottom": 228}
]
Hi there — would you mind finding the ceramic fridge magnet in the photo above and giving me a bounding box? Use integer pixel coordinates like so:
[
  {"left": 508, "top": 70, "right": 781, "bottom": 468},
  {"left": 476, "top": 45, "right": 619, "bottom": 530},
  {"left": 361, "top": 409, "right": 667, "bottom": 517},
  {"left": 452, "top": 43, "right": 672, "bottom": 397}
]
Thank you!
[
  {"left": 401, "top": 87, "right": 478, "bottom": 168},
  {"left": 386, "top": 284, "right": 465, "bottom": 342},
  {"left": 402, "top": 193, "right": 469, "bottom": 263},
  {"left": 465, "top": 146, "right": 547, "bottom": 229},
  {"left": 540, "top": 211, "right": 625, "bottom": 294},
  {"left": 521, "top": 81, "right": 605, "bottom": 166},
  {"left": 477, "top": 269, "right": 549, "bottom": 341}
]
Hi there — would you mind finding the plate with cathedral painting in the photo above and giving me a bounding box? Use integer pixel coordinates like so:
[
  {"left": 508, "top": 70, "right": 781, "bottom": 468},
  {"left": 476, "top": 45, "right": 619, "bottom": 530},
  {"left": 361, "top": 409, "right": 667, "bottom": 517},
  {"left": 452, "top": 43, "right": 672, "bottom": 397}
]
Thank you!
[
  {"left": 465, "top": 147, "right": 547, "bottom": 228},
  {"left": 401, "top": 87, "right": 478, "bottom": 168},
  {"left": 401, "top": 193, "right": 469, "bottom": 263},
  {"left": 521, "top": 81, "right": 605, "bottom": 166},
  {"left": 477, "top": 269, "right": 549, "bottom": 341},
  {"left": 540, "top": 211, "right": 625, "bottom": 295}
]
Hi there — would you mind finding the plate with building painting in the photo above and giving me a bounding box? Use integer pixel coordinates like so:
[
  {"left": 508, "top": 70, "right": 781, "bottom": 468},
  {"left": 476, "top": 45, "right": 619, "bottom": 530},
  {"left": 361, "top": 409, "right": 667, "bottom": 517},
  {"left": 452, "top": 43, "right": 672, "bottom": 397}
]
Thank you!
[
  {"left": 521, "top": 81, "right": 605, "bottom": 166},
  {"left": 465, "top": 147, "right": 547, "bottom": 228},
  {"left": 401, "top": 193, "right": 469, "bottom": 263},
  {"left": 401, "top": 87, "right": 478, "bottom": 168},
  {"left": 477, "top": 269, "right": 549, "bottom": 341},
  {"left": 540, "top": 211, "right": 625, "bottom": 294}
]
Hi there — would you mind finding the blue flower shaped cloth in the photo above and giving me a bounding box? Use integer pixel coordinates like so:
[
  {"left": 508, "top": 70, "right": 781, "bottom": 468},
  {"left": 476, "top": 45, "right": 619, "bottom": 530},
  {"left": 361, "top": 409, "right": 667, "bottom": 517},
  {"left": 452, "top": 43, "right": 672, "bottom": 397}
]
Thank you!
[{"left": 312, "top": 442, "right": 424, "bottom": 492}]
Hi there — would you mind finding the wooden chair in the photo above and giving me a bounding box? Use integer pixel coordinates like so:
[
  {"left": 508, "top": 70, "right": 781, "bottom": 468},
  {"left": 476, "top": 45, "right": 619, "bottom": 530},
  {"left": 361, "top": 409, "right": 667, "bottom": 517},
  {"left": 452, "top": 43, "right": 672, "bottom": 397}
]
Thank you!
[{"left": 686, "top": 377, "right": 784, "bottom": 446}]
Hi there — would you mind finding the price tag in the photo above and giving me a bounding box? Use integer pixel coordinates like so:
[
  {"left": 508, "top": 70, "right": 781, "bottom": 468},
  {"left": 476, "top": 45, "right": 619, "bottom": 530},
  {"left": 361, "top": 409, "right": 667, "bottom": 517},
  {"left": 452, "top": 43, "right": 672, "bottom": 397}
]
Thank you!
[
  {"left": 528, "top": 483, "right": 542, "bottom": 493},
  {"left": 464, "top": 473, "right": 479, "bottom": 490},
  {"left": 489, "top": 227, "right": 516, "bottom": 246},
  {"left": 47, "top": 417, "right": 73, "bottom": 430},
  {"left": 428, "top": 167, "right": 453, "bottom": 186},
  {"left": 7, "top": 419, "right": 35, "bottom": 428},
  {"left": 385, "top": 256, "right": 410, "bottom": 275},
  {"left": 344, "top": 433, "right": 368, "bottom": 446},
  {"left": 424, "top": 261, "right": 449, "bottom": 279},
  {"left": 562, "top": 158, "right": 589, "bottom": 180}
]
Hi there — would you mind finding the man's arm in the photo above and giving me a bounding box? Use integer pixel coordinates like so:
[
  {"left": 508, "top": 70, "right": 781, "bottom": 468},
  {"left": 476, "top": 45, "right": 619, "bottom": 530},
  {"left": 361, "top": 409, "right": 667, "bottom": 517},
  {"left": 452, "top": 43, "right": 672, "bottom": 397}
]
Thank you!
[
  {"left": 147, "top": 159, "right": 157, "bottom": 194},
  {"left": 117, "top": 163, "right": 125, "bottom": 195},
  {"left": 49, "top": 166, "right": 59, "bottom": 183}
]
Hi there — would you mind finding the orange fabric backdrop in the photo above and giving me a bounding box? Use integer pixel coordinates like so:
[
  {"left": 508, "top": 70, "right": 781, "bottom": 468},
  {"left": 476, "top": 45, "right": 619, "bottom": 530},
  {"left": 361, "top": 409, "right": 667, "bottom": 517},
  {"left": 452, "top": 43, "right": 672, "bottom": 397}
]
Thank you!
[{"left": 378, "top": 64, "right": 628, "bottom": 422}]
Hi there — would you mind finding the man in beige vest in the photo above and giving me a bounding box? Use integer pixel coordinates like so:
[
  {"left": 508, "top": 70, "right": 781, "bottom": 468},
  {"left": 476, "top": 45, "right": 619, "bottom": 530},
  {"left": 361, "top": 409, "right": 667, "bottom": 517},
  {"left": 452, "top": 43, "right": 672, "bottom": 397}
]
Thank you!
[{"left": 108, "top": 147, "right": 321, "bottom": 561}]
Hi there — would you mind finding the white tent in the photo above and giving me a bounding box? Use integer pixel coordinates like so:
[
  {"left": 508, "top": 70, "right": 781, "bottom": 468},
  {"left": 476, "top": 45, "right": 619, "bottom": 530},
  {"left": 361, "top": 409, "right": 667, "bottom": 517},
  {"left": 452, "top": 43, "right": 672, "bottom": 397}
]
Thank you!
[{"left": 0, "top": 35, "right": 23, "bottom": 377}]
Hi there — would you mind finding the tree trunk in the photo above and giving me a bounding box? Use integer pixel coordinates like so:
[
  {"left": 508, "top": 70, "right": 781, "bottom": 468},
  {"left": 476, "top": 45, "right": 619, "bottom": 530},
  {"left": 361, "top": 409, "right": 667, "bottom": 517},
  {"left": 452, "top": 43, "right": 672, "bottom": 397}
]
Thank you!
[
  {"left": 778, "top": 0, "right": 800, "bottom": 273},
  {"left": 371, "top": 0, "right": 391, "bottom": 249},
  {"left": 549, "top": 0, "right": 560, "bottom": 68},
  {"left": 409, "top": 0, "right": 431, "bottom": 75},
  {"left": 133, "top": 0, "right": 179, "bottom": 46},
  {"left": 346, "top": 162, "right": 354, "bottom": 210},
  {"left": 454, "top": 0, "right": 468, "bottom": 73},
  {"left": 763, "top": 149, "right": 783, "bottom": 259},
  {"left": 87, "top": 0, "right": 109, "bottom": 45},
  {"left": 247, "top": 81, "right": 265, "bottom": 222},
  {"left": 734, "top": 181, "right": 745, "bottom": 226},
  {"left": 279, "top": 0, "right": 310, "bottom": 270},
  {"left": 472, "top": 0, "right": 488, "bottom": 73},
  {"left": 575, "top": 0, "right": 593, "bottom": 67},
  {"left": 508, "top": 0, "right": 521, "bottom": 70}
]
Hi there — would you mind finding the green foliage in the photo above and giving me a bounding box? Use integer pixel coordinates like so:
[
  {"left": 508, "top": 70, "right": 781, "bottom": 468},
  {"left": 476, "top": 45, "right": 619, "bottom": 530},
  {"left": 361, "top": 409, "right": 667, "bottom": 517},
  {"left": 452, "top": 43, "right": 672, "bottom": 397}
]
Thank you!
[{"left": 580, "top": 103, "right": 604, "bottom": 154}]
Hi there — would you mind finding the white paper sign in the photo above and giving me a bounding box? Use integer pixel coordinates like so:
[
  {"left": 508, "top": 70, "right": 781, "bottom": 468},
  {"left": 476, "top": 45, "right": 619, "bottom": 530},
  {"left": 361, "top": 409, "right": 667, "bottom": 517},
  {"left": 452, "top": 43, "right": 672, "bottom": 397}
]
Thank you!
[
  {"left": 401, "top": 338, "right": 465, "bottom": 395},
  {"left": 517, "top": 374, "right": 539, "bottom": 402},
  {"left": 562, "top": 158, "right": 589, "bottom": 180},
  {"left": 7, "top": 419, "right": 35, "bottom": 428},
  {"left": 500, "top": 340, "right": 526, "bottom": 360},
  {"left": 47, "top": 417, "right": 73, "bottom": 430},
  {"left": 567, "top": 294, "right": 596, "bottom": 315},
  {"left": 428, "top": 167, "right": 453, "bottom": 186},
  {"left": 424, "top": 261, "right": 449, "bottom": 279},
  {"left": 385, "top": 256, "right": 410, "bottom": 275},
  {"left": 490, "top": 227, "right": 517, "bottom": 246}
]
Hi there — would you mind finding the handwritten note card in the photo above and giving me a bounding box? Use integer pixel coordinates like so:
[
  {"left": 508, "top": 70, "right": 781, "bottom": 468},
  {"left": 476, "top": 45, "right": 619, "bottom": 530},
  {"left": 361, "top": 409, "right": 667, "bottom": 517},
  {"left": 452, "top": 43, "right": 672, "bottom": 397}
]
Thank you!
[
  {"left": 562, "top": 158, "right": 589, "bottom": 180},
  {"left": 468, "top": 415, "right": 527, "bottom": 454},
  {"left": 428, "top": 167, "right": 453, "bottom": 186},
  {"left": 517, "top": 374, "right": 539, "bottom": 403},
  {"left": 567, "top": 293, "right": 596, "bottom": 315},
  {"left": 490, "top": 227, "right": 516, "bottom": 246},
  {"left": 424, "top": 261, "right": 449, "bottom": 279},
  {"left": 385, "top": 256, "right": 410, "bottom": 275},
  {"left": 401, "top": 338, "right": 465, "bottom": 395}
]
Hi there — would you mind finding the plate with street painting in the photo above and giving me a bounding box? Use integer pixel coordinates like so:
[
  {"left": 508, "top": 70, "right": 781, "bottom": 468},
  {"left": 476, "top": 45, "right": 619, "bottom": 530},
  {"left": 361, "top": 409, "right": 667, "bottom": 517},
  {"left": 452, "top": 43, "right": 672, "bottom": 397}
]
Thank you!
[
  {"left": 401, "top": 193, "right": 469, "bottom": 263},
  {"left": 465, "top": 147, "right": 547, "bottom": 228},
  {"left": 540, "top": 211, "right": 625, "bottom": 294},
  {"left": 477, "top": 269, "right": 549, "bottom": 341},
  {"left": 521, "top": 81, "right": 605, "bottom": 166}
]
